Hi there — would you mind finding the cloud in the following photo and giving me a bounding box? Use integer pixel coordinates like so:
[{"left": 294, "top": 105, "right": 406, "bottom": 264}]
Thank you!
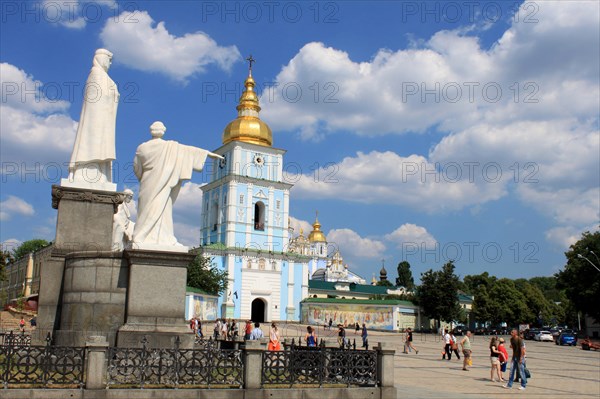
[
  {"left": 289, "top": 216, "right": 313, "bottom": 237},
  {"left": 0, "top": 63, "right": 77, "bottom": 169},
  {"left": 273, "top": 1, "right": 599, "bottom": 252},
  {"left": 42, "top": 0, "right": 117, "bottom": 30},
  {"left": 385, "top": 223, "right": 437, "bottom": 248},
  {"left": 0, "top": 196, "right": 35, "bottom": 221},
  {"left": 100, "top": 10, "right": 241, "bottom": 81},
  {"left": 327, "top": 228, "right": 386, "bottom": 259},
  {"left": 1, "top": 238, "right": 21, "bottom": 253},
  {"left": 545, "top": 226, "right": 593, "bottom": 249},
  {"left": 291, "top": 150, "right": 507, "bottom": 212}
]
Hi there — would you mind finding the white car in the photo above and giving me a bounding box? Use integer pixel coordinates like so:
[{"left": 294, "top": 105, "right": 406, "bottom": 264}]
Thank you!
[{"left": 535, "top": 331, "right": 554, "bottom": 342}]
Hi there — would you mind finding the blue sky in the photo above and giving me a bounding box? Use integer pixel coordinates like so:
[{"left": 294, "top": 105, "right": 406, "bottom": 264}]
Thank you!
[{"left": 1, "top": 1, "right": 599, "bottom": 283}]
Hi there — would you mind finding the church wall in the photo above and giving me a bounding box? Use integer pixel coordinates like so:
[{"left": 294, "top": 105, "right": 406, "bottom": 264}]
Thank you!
[
  {"left": 233, "top": 259, "right": 243, "bottom": 319},
  {"left": 301, "top": 301, "right": 396, "bottom": 330},
  {"left": 240, "top": 266, "right": 282, "bottom": 320},
  {"left": 292, "top": 263, "right": 305, "bottom": 320},
  {"left": 279, "top": 261, "right": 289, "bottom": 320}
]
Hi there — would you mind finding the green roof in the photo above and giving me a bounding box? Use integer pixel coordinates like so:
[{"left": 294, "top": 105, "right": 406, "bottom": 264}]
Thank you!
[
  {"left": 308, "top": 280, "right": 390, "bottom": 295},
  {"left": 302, "top": 297, "right": 416, "bottom": 307},
  {"left": 186, "top": 286, "right": 218, "bottom": 297}
]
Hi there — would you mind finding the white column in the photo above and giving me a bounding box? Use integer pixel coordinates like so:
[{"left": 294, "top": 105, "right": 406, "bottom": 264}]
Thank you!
[
  {"left": 245, "top": 183, "right": 253, "bottom": 246},
  {"left": 267, "top": 186, "right": 274, "bottom": 250},
  {"left": 226, "top": 181, "right": 237, "bottom": 246}
]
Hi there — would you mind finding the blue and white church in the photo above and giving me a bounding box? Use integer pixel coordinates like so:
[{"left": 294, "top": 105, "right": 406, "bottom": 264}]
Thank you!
[{"left": 200, "top": 64, "right": 317, "bottom": 322}]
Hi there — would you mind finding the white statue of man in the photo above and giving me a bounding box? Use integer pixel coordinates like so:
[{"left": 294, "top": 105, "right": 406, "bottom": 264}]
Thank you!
[
  {"left": 62, "top": 48, "right": 119, "bottom": 191},
  {"left": 112, "top": 189, "right": 135, "bottom": 250},
  {"left": 132, "top": 121, "right": 223, "bottom": 250}
]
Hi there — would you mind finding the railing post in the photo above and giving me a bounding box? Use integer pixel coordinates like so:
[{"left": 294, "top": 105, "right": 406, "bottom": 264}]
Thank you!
[
  {"left": 377, "top": 342, "right": 395, "bottom": 387},
  {"left": 244, "top": 340, "right": 263, "bottom": 389},
  {"left": 85, "top": 336, "right": 109, "bottom": 389}
]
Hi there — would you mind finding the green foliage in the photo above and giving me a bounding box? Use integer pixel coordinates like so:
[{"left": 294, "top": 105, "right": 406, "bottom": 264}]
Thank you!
[
  {"left": 0, "top": 249, "right": 13, "bottom": 282},
  {"left": 376, "top": 279, "right": 394, "bottom": 287},
  {"left": 556, "top": 230, "right": 600, "bottom": 322},
  {"left": 186, "top": 254, "right": 228, "bottom": 296},
  {"left": 416, "top": 261, "right": 461, "bottom": 324},
  {"left": 395, "top": 261, "right": 415, "bottom": 290},
  {"left": 12, "top": 239, "right": 50, "bottom": 260}
]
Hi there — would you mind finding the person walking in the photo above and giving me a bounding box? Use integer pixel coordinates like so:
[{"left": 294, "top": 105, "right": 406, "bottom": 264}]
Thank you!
[
  {"left": 442, "top": 329, "right": 452, "bottom": 360},
  {"left": 221, "top": 319, "right": 228, "bottom": 339},
  {"left": 328, "top": 318, "right": 333, "bottom": 330},
  {"left": 19, "top": 317, "right": 26, "bottom": 332},
  {"left": 213, "top": 319, "right": 221, "bottom": 339},
  {"left": 361, "top": 323, "right": 368, "bottom": 348},
  {"left": 460, "top": 331, "right": 472, "bottom": 371},
  {"left": 405, "top": 328, "right": 419, "bottom": 354},
  {"left": 489, "top": 337, "right": 503, "bottom": 382},
  {"left": 451, "top": 332, "right": 461, "bottom": 359},
  {"left": 250, "top": 322, "right": 264, "bottom": 340},
  {"left": 338, "top": 325, "right": 346, "bottom": 347},
  {"left": 504, "top": 329, "right": 527, "bottom": 390},
  {"left": 498, "top": 337, "right": 509, "bottom": 380},
  {"left": 268, "top": 323, "right": 281, "bottom": 350},
  {"left": 244, "top": 320, "right": 252, "bottom": 340}
]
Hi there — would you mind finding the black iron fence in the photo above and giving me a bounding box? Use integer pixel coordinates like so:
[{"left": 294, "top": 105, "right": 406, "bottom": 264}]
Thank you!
[
  {"left": 0, "top": 331, "right": 31, "bottom": 347},
  {"left": 0, "top": 333, "right": 85, "bottom": 388},
  {"left": 106, "top": 336, "right": 243, "bottom": 388},
  {"left": 261, "top": 345, "right": 378, "bottom": 387}
]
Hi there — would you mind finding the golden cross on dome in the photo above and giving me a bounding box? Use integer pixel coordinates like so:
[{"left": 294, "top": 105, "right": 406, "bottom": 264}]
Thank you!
[{"left": 246, "top": 55, "right": 255, "bottom": 72}]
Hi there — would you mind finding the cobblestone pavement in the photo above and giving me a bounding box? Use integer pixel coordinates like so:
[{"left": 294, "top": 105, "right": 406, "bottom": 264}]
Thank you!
[{"left": 279, "top": 324, "right": 600, "bottom": 398}]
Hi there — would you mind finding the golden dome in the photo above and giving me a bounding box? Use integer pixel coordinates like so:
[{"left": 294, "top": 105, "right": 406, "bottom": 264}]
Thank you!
[
  {"left": 308, "top": 213, "right": 327, "bottom": 243},
  {"left": 222, "top": 62, "right": 272, "bottom": 147}
]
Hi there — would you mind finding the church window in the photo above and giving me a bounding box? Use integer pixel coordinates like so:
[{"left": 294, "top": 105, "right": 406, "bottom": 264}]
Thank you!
[
  {"left": 223, "top": 194, "right": 227, "bottom": 204},
  {"left": 254, "top": 201, "right": 265, "bottom": 230},
  {"left": 239, "top": 194, "right": 244, "bottom": 204},
  {"left": 271, "top": 261, "right": 277, "bottom": 270},
  {"left": 210, "top": 202, "right": 218, "bottom": 231},
  {"left": 276, "top": 200, "right": 281, "bottom": 210}
]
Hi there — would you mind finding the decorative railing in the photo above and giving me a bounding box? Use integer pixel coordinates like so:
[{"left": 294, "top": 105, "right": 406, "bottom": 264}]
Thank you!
[
  {"left": 261, "top": 346, "right": 378, "bottom": 387},
  {"left": 0, "top": 333, "right": 85, "bottom": 388},
  {"left": 0, "top": 331, "right": 31, "bottom": 347},
  {"left": 107, "top": 337, "right": 243, "bottom": 388}
]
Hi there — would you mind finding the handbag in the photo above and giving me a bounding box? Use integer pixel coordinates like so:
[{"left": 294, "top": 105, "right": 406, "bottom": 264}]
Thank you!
[{"left": 524, "top": 366, "right": 531, "bottom": 379}]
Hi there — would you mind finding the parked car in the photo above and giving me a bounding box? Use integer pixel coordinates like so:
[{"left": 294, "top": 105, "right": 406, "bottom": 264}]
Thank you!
[
  {"left": 535, "top": 331, "right": 554, "bottom": 342},
  {"left": 452, "top": 325, "right": 465, "bottom": 336},
  {"left": 525, "top": 328, "right": 540, "bottom": 340},
  {"left": 474, "top": 327, "right": 487, "bottom": 335},
  {"left": 556, "top": 333, "right": 577, "bottom": 346}
]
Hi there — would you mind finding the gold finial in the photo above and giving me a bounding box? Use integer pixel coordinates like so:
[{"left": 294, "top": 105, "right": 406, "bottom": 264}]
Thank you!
[{"left": 246, "top": 55, "right": 255, "bottom": 75}]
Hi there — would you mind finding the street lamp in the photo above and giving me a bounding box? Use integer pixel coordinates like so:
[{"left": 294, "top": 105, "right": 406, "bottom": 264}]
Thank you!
[{"left": 577, "top": 254, "right": 600, "bottom": 273}]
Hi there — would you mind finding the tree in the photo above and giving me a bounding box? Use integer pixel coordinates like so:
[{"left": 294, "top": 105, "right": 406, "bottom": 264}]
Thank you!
[
  {"left": 12, "top": 239, "right": 50, "bottom": 260},
  {"left": 187, "top": 254, "right": 228, "bottom": 296},
  {"left": 416, "top": 261, "right": 461, "bottom": 325},
  {"left": 0, "top": 249, "right": 13, "bottom": 282},
  {"left": 376, "top": 279, "right": 394, "bottom": 287},
  {"left": 556, "top": 230, "right": 600, "bottom": 322},
  {"left": 395, "top": 261, "right": 415, "bottom": 290}
]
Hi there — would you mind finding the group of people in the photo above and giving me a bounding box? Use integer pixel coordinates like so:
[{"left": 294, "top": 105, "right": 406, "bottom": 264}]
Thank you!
[
  {"left": 189, "top": 318, "right": 282, "bottom": 350},
  {"left": 433, "top": 328, "right": 527, "bottom": 391}
]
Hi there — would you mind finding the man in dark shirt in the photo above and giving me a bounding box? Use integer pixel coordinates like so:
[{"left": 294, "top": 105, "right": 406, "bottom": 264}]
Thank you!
[{"left": 504, "top": 329, "right": 527, "bottom": 390}]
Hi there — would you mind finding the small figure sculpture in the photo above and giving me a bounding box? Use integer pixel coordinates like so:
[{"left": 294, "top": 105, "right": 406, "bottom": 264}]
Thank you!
[
  {"left": 112, "top": 189, "right": 135, "bottom": 250},
  {"left": 132, "top": 121, "right": 222, "bottom": 250},
  {"left": 63, "top": 48, "right": 119, "bottom": 190}
]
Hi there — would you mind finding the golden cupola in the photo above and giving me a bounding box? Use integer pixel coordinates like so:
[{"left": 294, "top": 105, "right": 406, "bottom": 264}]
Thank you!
[
  {"left": 308, "top": 213, "right": 327, "bottom": 243},
  {"left": 222, "top": 56, "right": 272, "bottom": 147}
]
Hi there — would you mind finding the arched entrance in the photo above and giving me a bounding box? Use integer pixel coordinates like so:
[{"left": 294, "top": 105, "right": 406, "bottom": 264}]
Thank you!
[{"left": 251, "top": 298, "right": 266, "bottom": 323}]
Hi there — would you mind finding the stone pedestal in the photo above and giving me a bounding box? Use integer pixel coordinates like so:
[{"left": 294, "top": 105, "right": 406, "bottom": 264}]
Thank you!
[
  {"left": 54, "top": 251, "right": 128, "bottom": 347},
  {"left": 117, "top": 249, "right": 195, "bottom": 348},
  {"left": 35, "top": 186, "right": 124, "bottom": 345},
  {"left": 51, "top": 185, "right": 124, "bottom": 251}
]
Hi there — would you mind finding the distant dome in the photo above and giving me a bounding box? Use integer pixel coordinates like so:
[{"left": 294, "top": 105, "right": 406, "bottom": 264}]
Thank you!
[{"left": 308, "top": 214, "right": 327, "bottom": 243}]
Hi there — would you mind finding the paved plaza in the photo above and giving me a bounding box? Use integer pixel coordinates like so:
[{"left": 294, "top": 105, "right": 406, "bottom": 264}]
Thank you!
[{"left": 279, "top": 324, "right": 600, "bottom": 398}]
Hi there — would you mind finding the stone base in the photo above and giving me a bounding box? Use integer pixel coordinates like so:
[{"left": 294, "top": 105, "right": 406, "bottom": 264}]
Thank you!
[
  {"left": 117, "top": 323, "right": 194, "bottom": 348},
  {"left": 116, "top": 249, "right": 195, "bottom": 348},
  {"left": 53, "top": 251, "right": 128, "bottom": 347}
]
